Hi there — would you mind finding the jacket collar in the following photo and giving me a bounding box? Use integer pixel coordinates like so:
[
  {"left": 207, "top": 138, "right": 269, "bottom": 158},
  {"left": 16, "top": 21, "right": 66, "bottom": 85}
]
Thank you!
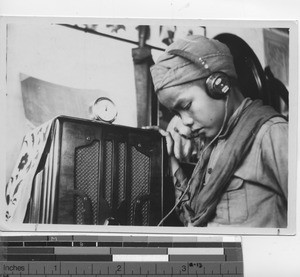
[{"left": 219, "top": 97, "right": 253, "bottom": 139}]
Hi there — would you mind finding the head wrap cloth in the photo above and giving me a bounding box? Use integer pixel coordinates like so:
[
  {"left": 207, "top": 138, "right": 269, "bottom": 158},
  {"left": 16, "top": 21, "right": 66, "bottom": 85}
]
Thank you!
[{"left": 150, "top": 35, "right": 237, "bottom": 92}]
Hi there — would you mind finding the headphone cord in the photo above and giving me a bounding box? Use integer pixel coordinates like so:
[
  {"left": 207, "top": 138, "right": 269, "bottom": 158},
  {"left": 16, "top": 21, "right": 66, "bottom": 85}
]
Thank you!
[{"left": 157, "top": 95, "right": 229, "bottom": 226}]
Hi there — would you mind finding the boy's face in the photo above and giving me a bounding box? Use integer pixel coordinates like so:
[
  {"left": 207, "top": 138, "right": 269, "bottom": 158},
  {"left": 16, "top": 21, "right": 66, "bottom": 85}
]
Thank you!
[{"left": 158, "top": 80, "right": 227, "bottom": 140}]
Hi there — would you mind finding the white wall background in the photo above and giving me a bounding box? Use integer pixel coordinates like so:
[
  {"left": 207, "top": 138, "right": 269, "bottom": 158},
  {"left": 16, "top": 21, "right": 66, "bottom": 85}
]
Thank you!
[
  {"left": 5, "top": 23, "right": 139, "bottom": 179},
  {"left": 0, "top": 1, "right": 299, "bottom": 276}
]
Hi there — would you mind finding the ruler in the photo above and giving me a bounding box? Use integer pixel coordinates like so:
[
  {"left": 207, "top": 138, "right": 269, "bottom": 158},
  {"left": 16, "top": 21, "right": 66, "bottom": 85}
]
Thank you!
[{"left": 0, "top": 235, "right": 243, "bottom": 276}]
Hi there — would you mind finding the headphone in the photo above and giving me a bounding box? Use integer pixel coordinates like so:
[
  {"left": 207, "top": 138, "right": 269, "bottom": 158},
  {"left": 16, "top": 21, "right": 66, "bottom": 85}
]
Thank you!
[{"left": 168, "top": 49, "right": 231, "bottom": 100}]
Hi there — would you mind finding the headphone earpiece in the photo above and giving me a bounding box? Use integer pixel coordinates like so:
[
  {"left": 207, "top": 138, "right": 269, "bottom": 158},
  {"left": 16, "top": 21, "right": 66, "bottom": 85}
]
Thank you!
[
  {"left": 205, "top": 72, "right": 231, "bottom": 99},
  {"left": 167, "top": 49, "right": 231, "bottom": 99}
]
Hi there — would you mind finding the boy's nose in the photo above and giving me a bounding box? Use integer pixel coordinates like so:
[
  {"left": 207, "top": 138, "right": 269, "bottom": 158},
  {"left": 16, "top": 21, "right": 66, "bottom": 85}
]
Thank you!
[{"left": 181, "top": 114, "right": 193, "bottom": 127}]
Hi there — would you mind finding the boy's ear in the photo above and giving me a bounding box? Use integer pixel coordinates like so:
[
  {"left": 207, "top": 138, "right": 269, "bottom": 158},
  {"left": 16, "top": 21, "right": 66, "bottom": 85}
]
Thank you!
[{"left": 205, "top": 72, "right": 231, "bottom": 99}]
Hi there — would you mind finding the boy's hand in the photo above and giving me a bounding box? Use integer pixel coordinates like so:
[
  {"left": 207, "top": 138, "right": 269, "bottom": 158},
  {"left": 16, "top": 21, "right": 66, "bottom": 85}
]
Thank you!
[
  {"left": 143, "top": 116, "right": 195, "bottom": 161},
  {"left": 166, "top": 116, "right": 194, "bottom": 161}
]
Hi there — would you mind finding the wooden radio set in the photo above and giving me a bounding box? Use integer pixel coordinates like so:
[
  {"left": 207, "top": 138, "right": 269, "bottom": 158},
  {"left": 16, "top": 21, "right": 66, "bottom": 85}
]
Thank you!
[{"left": 25, "top": 116, "right": 172, "bottom": 226}]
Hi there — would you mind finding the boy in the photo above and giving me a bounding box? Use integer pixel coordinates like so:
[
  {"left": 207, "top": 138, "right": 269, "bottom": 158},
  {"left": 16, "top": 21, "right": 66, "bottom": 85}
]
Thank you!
[{"left": 150, "top": 35, "right": 288, "bottom": 228}]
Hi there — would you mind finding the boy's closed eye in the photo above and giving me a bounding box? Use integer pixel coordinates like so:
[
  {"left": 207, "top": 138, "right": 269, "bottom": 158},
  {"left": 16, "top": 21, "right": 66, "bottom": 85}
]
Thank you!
[
  {"left": 182, "top": 102, "right": 192, "bottom": 111},
  {"left": 171, "top": 102, "right": 191, "bottom": 116}
]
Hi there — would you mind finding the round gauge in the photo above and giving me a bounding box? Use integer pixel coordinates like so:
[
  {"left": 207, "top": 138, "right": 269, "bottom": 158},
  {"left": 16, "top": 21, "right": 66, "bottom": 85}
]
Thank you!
[{"left": 91, "top": 97, "right": 118, "bottom": 123}]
